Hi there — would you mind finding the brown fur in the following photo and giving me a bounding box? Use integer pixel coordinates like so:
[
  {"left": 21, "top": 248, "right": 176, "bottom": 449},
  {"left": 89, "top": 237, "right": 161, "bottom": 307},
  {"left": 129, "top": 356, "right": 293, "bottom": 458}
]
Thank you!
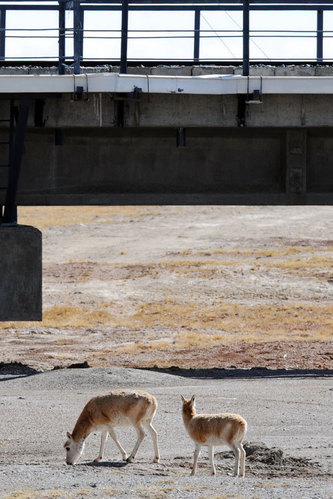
[
  {"left": 187, "top": 414, "right": 246, "bottom": 445},
  {"left": 72, "top": 390, "right": 156, "bottom": 441},
  {"left": 181, "top": 395, "right": 247, "bottom": 477},
  {"left": 65, "top": 389, "right": 159, "bottom": 465}
]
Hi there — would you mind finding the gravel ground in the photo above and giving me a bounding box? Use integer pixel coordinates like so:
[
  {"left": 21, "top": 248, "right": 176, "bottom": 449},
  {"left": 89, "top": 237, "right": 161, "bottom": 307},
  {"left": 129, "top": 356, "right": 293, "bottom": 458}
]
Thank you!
[{"left": 0, "top": 366, "right": 332, "bottom": 498}]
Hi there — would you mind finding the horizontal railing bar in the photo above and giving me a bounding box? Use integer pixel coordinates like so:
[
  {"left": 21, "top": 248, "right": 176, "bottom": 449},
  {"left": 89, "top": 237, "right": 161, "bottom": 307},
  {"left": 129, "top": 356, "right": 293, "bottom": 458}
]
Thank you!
[
  {"left": 2, "top": 3, "right": 333, "bottom": 10},
  {"left": 3, "top": 28, "right": 331, "bottom": 34},
  {"left": 5, "top": 55, "right": 333, "bottom": 59},
  {"left": 3, "top": 56, "right": 66, "bottom": 59},
  {"left": 54, "top": 56, "right": 333, "bottom": 60},
  {"left": 64, "top": 0, "right": 333, "bottom": 4},
  {"left": 5, "top": 35, "right": 331, "bottom": 40},
  {"left": 5, "top": 58, "right": 333, "bottom": 65},
  {"left": 3, "top": 28, "right": 65, "bottom": 31},
  {"left": 2, "top": 0, "right": 333, "bottom": 3}
]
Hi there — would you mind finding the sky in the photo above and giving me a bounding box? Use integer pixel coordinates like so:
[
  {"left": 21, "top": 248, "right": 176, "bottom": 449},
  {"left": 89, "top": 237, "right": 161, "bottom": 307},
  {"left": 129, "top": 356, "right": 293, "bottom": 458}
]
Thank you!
[{"left": 4, "top": 7, "right": 333, "bottom": 62}]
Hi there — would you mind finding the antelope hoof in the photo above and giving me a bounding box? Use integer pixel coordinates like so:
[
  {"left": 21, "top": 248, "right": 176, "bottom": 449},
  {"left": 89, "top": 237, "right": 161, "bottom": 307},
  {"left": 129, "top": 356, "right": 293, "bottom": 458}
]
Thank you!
[
  {"left": 153, "top": 457, "right": 160, "bottom": 463},
  {"left": 93, "top": 456, "right": 102, "bottom": 463},
  {"left": 126, "top": 456, "right": 134, "bottom": 463}
]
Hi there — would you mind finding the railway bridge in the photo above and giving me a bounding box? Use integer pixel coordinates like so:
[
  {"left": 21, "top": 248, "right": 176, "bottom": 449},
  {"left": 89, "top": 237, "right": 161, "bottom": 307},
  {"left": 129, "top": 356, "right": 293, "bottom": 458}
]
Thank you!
[{"left": 1, "top": 0, "right": 333, "bottom": 319}]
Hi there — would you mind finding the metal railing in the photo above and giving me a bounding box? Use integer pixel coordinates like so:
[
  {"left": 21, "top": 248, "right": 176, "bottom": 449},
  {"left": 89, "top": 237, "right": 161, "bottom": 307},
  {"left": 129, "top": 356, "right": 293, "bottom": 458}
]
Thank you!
[{"left": 0, "top": 1, "right": 333, "bottom": 75}]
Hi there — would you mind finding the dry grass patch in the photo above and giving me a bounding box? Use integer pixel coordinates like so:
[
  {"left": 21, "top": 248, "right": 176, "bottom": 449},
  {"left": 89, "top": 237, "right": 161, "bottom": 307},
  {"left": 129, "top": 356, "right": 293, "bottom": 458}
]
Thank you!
[
  {"left": 18, "top": 206, "right": 162, "bottom": 229},
  {"left": 0, "top": 306, "right": 117, "bottom": 329},
  {"left": 43, "top": 306, "right": 113, "bottom": 327},
  {"left": 2, "top": 300, "right": 333, "bottom": 343},
  {"left": 196, "top": 247, "right": 306, "bottom": 258},
  {"left": 264, "top": 255, "right": 333, "bottom": 270},
  {"left": 136, "top": 489, "right": 169, "bottom": 499},
  {"left": 129, "top": 301, "right": 333, "bottom": 342},
  {"left": 54, "top": 338, "right": 76, "bottom": 346},
  {"left": 101, "top": 489, "right": 122, "bottom": 497},
  {"left": 5, "top": 492, "right": 70, "bottom": 499}
]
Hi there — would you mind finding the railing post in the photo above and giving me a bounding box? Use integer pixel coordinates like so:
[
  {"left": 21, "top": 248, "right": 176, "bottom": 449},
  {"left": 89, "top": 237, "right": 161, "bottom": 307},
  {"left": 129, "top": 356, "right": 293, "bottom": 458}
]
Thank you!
[
  {"left": 317, "top": 9, "right": 323, "bottom": 62},
  {"left": 0, "top": 7, "right": 6, "bottom": 61},
  {"left": 58, "top": 0, "right": 65, "bottom": 74},
  {"left": 243, "top": 0, "right": 250, "bottom": 76},
  {"left": 194, "top": 8, "right": 200, "bottom": 63},
  {"left": 80, "top": 8, "right": 84, "bottom": 63},
  {"left": 120, "top": 0, "right": 129, "bottom": 74},
  {"left": 73, "top": 0, "right": 82, "bottom": 74}
]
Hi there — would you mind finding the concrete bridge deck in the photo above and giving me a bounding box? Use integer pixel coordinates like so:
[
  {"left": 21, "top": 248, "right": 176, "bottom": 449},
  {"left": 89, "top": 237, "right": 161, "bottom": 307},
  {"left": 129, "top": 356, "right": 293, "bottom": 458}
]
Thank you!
[{"left": 2, "top": 71, "right": 333, "bottom": 95}]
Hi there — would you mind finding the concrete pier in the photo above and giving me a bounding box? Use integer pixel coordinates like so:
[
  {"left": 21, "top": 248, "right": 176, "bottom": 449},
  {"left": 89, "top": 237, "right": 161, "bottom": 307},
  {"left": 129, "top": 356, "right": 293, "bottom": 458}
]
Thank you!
[{"left": 0, "top": 225, "right": 42, "bottom": 321}]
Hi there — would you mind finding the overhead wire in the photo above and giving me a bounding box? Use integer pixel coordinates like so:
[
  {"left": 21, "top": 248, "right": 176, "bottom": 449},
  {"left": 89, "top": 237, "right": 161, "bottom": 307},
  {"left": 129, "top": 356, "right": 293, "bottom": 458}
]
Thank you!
[
  {"left": 224, "top": 9, "right": 270, "bottom": 60},
  {"left": 201, "top": 12, "right": 236, "bottom": 58}
]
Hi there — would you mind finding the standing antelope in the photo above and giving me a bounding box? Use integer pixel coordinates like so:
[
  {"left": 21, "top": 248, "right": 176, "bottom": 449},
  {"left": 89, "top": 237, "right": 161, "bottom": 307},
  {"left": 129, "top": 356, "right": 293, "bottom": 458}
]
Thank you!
[
  {"left": 64, "top": 389, "right": 160, "bottom": 465},
  {"left": 181, "top": 395, "right": 247, "bottom": 477}
]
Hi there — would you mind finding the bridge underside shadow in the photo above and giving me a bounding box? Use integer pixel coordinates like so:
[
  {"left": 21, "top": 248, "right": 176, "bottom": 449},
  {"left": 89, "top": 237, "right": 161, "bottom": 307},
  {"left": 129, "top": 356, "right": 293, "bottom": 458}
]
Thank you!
[{"left": 7, "top": 126, "right": 333, "bottom": 207}]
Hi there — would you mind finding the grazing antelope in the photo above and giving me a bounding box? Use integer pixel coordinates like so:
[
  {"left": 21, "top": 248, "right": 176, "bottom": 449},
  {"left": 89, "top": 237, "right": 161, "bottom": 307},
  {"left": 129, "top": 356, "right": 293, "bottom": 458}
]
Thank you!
[
  {"left": 64, "top": 389, "right": 160, "bottom": 465},
  {"left": 181, "top": 395, "right": 247, "bottom": 477}
]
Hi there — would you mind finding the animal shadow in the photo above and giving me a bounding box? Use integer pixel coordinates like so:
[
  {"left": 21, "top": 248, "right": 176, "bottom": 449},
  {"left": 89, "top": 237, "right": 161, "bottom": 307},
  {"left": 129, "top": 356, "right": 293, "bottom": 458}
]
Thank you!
[{"left": 84, "top": 460, "right": 129, "bottom": 468}]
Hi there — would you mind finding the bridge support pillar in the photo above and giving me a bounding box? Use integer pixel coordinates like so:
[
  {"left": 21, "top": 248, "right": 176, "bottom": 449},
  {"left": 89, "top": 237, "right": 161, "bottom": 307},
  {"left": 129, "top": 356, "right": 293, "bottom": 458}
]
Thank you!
[
  {"left": 286, "top": 129, "right": 307, "bottom": 195},
  {"left": 0, "top": 225, "right": 42, "bottom": 321}
]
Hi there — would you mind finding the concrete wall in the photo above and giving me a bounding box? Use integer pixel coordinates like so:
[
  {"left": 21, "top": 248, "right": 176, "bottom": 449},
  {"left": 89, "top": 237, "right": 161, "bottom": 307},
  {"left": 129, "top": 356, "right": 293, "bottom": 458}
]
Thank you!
[{"left": 0, "top": 225, "right": 42, "bottom": 321}]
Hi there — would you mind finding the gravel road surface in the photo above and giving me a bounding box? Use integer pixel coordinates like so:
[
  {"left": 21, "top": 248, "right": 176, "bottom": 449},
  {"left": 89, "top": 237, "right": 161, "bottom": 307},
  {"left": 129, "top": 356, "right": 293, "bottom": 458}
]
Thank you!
[{"left": 0, "top": 366, "right": 332, "bottom": 498}]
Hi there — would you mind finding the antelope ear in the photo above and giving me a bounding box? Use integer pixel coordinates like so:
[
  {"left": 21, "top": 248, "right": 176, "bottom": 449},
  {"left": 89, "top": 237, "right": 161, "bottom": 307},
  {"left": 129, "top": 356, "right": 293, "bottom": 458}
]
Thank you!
[
  {"left": 181, "top": 395, "right": 186, "bottom": 403},
  {"left": 66, "top": 432, "right": 72, "bottom": 439},
  {"left": 190, "top": 395, "right": 196, "bottom": 404}
]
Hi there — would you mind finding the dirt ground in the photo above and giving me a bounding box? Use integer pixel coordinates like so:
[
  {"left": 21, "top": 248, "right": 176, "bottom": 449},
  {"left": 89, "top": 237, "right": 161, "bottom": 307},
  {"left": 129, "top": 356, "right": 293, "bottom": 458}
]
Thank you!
[
  {"left": 0, "top": 205, "right": 332, "bottom": 371},
  {"left": 0, "top": 366, "right": 332, "bottom": 499},
  {"left": 1, "top": 206, "right": 333, "bottom": 498}
]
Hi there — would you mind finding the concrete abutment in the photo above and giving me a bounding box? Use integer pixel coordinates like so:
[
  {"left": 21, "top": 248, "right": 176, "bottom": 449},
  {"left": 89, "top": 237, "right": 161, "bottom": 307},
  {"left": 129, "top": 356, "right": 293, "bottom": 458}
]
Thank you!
[{"left": 0, "top": 225, "right": 42, "bottom": 321}]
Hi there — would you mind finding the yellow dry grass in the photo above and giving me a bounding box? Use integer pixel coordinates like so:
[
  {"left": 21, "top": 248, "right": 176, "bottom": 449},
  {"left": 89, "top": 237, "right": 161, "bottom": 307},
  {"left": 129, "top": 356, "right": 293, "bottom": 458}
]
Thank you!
[
  {"left": 2, "top": 301, "right": 332, "bottom": 346},
  {"left": 129, "top": 301, "right": 333, "bottom": 342},
  {"left": 101, "top": 488, "right": 122, "bottom": 497},
  {"left": 18, "top": 206, "right": 161, "bottom": 229},
  {"left": 198, "top": 247, "right": 305, "bottom": 257},
  {"left": 5, "top": 492, "right": 70, "bottom": 499},
  {"left": 264, "top": 255, "right": 333, "bottom": 270},
  {"left": 0, "top": 306, "right": 115, "bottom": 328}
]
